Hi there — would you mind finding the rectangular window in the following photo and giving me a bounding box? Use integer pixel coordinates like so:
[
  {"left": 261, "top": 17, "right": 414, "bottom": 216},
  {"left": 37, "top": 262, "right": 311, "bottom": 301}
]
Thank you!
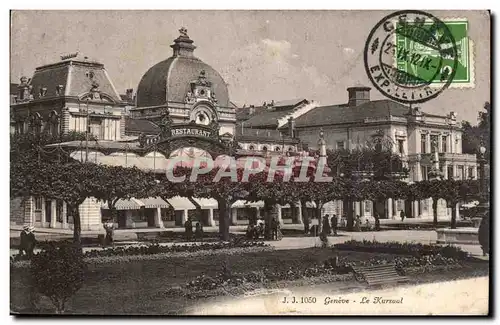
[
  {"left": 89, "top": 118, "right": 104, "bottom": 140},
  {"left": 397, "top": 139, "right": 404, "bottom": 155},
  {"left": 457, "top": 166, "right": 464, "bottom": 180},
  {"left": 336, "top": 141, "right": 345, "bottom": 150},
  {"left": 421, "top": 134, "right": 427, "bottom": 153},
  {"left": 34, "top": 197, "right": 43, "bottom": 211},
  {"left": 442, "top": 135, "right": 448, "bottom": 153},
  {"left": 421, "top": 166, "right": 428, "bottom": 180},
  {"left": 468, "top": 167, "right": 474, "bottom": 179},
  {"left": 430, "top": 135, "right": 439, "bottom": 153},
  {"left": 447, "top": 166, "right": 454, "bottom": 180}
]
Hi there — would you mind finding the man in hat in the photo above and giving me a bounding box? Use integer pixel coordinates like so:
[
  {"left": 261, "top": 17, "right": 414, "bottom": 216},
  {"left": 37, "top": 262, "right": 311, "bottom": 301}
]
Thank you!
[{"left": 19, "top": 225, "right": 36, "bottom": 258}]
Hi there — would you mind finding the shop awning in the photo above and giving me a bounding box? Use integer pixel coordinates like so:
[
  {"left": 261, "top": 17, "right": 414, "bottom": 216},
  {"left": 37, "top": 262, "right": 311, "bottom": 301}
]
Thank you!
[
  {"left": 193, "top": 198, "right": 219, "bottom": 209},
  {"left": 141, "top": 197, "right": 170, "bottom": 209},
  {"left": 231, "top": 200, "right": 264, "bottom": 208},
  {"left": 101, "top": 198, "right": 144, "bottom": 210},
  {"left": 279, "top": 202, "right": 317, "bottom": 209},
  {"left": 166, "top": 196, "right": 196, "bottom": 210}
]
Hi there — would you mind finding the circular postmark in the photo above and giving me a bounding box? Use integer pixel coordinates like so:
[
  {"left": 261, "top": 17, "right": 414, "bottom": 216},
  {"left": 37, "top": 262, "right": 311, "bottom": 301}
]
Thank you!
[{"left": 364, "top": 10, "right": 458, "bottom": 104}]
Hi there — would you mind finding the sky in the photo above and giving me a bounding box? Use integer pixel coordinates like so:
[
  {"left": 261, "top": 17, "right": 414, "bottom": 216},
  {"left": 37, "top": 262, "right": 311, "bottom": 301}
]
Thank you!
[{"left": 10, "top": 10, "right": 490, "bottom": 124}]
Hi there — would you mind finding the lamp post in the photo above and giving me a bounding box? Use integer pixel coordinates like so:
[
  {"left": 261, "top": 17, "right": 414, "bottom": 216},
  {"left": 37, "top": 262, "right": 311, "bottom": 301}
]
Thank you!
[{"left": 478, "top": 146, "right": 489, "bottom": 210}]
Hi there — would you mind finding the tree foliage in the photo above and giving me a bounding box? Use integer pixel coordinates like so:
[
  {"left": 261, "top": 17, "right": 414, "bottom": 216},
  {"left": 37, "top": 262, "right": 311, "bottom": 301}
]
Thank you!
[{"left": 30, "top": 242, "right": 87, "bottom": 314}]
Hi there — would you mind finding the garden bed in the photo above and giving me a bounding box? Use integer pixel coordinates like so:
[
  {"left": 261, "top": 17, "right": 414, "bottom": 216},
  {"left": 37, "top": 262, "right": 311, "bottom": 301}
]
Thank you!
[
  {"left": 11, "top": 247, "right": 487, "bottom": 315},
  {"left": 334, "top": 240, "right": 469, "bottom": 259},
  {"left": 10, "top": 240, "right": 268, "bottom": 264}
]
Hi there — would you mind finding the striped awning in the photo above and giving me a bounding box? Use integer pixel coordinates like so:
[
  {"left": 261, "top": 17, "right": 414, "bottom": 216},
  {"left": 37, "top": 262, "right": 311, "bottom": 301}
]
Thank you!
[
  {"left": 231, "top": 200, "right": 264, "bottom": 208},
  {"left": 141, "top": 197, "right": 170, "bottom": 209},
  {"left": 193, "top": 198, "right": 219, "bottom": 209},
  {"left": 166, "top": 196, "right": 196, "bottom": 210},
  {"left": 102, "top": 198, "right": 144, "bottom": 210},
  {"left": 278, "top": 202, "right": 317, "bottom": 209}
]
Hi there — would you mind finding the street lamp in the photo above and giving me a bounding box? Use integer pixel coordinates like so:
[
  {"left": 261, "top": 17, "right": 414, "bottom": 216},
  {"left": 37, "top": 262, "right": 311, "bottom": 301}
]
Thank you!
[{"left": 478, "top": 146, "right": 489, "bottom": 210}]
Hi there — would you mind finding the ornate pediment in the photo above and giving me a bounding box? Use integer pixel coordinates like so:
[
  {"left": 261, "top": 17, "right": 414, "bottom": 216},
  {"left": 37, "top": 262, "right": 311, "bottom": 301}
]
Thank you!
[{"left": 185, "top": 70, "right": 218, "bottom": 105}]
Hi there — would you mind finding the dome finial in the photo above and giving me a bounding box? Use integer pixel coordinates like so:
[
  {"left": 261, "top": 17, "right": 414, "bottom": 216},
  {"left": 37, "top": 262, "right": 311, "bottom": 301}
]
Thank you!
[{"left": 179, "top": 27, "right": 189, "bottom": 38}]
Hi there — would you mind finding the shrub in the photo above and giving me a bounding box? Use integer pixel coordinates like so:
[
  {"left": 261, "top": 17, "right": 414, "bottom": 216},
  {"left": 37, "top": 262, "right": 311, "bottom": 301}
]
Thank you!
[
  {"left": 334, "top": 240, "right": 469, "bottom": 259},
  {"left": 30, "top": 242, "right": 87, "bottom": 314}
]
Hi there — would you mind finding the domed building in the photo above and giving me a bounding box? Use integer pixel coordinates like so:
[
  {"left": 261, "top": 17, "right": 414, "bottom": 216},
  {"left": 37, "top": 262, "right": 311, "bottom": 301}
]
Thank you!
[{"left": 130, "top": 27, "right": 236, "bottom": 137}]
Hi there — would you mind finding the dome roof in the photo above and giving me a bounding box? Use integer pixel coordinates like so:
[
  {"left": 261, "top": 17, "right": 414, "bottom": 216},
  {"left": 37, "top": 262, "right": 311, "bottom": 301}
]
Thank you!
[{"left": 136, "top": 28, "right": 230, "bottom": 108}]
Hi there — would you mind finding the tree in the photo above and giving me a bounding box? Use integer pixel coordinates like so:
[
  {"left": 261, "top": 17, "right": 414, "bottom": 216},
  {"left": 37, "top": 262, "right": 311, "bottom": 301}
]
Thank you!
[
  {"left": 30, "top": 242, "right": 86, "bottom": 314},
  {"left": 462, "top": 101, "right": 490, "bottom": 161},
  {"left": 92, "top": 165, "right": 159, "bottom": 221}
]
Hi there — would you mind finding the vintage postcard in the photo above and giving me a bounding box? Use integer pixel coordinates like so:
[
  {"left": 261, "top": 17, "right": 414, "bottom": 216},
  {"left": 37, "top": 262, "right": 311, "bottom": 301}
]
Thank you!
[{"left": 9, "top": 10, "right": 491, "bottom": 316}]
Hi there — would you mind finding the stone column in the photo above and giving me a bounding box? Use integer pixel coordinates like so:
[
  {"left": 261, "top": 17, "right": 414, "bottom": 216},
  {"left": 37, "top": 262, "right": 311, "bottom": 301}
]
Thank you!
[
  {"left": 355, "top": 202, "right": 361, "bottom": 217},
  {"left": 413, "top": 200, "right": 420, "bottom": 218},
  {"left": 208, "top": 208, "right": 215, "bottom": 227},
  {"left": 426, "top": 134, "right": 431, "bottom": 153},
  {"left": 443, "top": 162, "right": 449, "bottom": 179},
  {"left": 387, "top": 198, "right": 393, "bottom": 219},
  {"left": 473, "top": 166, "right": 478, "bottom": 179},
  {"left": 255, "top": 207, "right": 260, "bottom": 219},
  {"left": 62, "top": 201, "right": 68, "bottom": 229},
  {"left": 232, "top": 208, "right": 238, "bottom": 225},
  {"left": 438, "top": 134, "right": 443, "bottom": 153},
  {"left": 452, "top": 164, "right": 457, "bottom": 180},
  {"left": 40, "top": 199, "right": 46, "bottom": 227},
  {"left": 155, "top": 207, "right": 164, "bottom": 228},
  {"left": 50, "top": 200, "right": 57, "bottom": 228},
  {"left": 182, "top": 209, "right": 188, "bottom": 224},
  {"left": 277, "top": 205, "right": 283, "bottom": 225},
  {"left": 360, "top": 201, "right": 365, "bottom": 217},
  {"left": 455, "top": 203, "right": 460, "bottom": 221},
  {"left": 393, "top": 199, "right": 398, "bottom": 219}
]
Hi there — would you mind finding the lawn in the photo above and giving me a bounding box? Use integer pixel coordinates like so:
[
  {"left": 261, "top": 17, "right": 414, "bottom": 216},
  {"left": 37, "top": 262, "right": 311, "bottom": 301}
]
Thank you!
[{"left": 10, "top": 247, "right": 488, "bottom": 315}]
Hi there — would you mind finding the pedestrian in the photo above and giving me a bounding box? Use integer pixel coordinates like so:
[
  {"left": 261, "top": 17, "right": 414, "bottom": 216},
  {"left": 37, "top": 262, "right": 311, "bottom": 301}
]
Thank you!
[
  {"left": 400, "top": 210, "right": 405, "bottom": 222},
  {"left": 271, "top": 217, "right": 279, "bottom": 240},
  {"left": 374, "top": 213, "right": 381, "bottom": 231},
  {"left": 103, "top": 219, "right": 115, "bottom": 247},
  {"left": 304, "top": 216, "right": 310, "bottom": 235},
  {"left": 322, "top": 214, "right": 331, "bottom": 235},
  {"left": 195, "top": 222, "right": 204, "bottom": 242},
  {"left": 331, "top": 214, "right": 338, "bottom": 236},
  {"left": 355, "top": 215, "right": 361, "bottom": 232},
  {"left": 19, "top": 225, "right": 36, "bottom": 259},
  {"left": 184, "top": 218, "right": 193, "bottom": 241}
]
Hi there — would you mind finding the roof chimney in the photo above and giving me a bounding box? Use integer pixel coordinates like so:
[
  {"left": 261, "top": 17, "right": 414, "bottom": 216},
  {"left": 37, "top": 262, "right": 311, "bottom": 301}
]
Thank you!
[
  {"left": 347, "top": 86, "right": 371, "bottom": 107},
  {"left": 171, "top": 27, "right": 196, "bottom": 57},
  {"left": 126, "top": 88, "right": 133, "bottom": 100}
]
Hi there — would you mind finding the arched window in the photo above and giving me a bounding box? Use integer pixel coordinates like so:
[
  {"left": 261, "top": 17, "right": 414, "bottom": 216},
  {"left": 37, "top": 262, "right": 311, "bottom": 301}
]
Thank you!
[
  {"left": 248, "top": 145, "right": 255, "bottom": 150},
  {"left": 275, "top": 146, "right": 281, "bottom": 152},
  {"left": 262, "top": 146, "right": 268, "bottom": 152},
  {"left": 288, "top": 147, "right": 294, "bottom": 152}
]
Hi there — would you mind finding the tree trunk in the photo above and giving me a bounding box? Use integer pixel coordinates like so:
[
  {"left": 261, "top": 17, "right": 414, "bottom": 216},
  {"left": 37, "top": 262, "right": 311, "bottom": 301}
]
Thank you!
[
  {"left": 187, "top": 197, "right": 202, "bottom": 224},
  {"left": 300, "top": 200, "right": 309, "bottom": 234},
  {"left": 432, "top": 198, "right": 438, "bottom": 227},
  {"left": 69, "top": 204, "right": 82, "bottom": 246},
  {"left": 344, "top": 199, "right": 354, "bottom": 231},
  {"left": 316, "top": 202, "right": 323, "bottom": 234},
  {"left": 263, "top": 201, "right": 275, "bottom": 240},
  {"left": 405, "top": 198, "right": 413, "bottom": 218},
  {"left": 217, "top": 199, "right": 230, "bottom": 241},
  {"left": 290, "top": 202, "right": 297, "bottom": 223},
  {"left": 450, "top": 202, "right": 457, "bottom": 229}
]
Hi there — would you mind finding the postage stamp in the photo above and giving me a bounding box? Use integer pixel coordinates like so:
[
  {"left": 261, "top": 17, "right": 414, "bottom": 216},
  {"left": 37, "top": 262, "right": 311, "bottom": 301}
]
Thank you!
[
  {"left": 395, "top": 18, "right": 474, "bottom": 88},
  {"left": 364, "top": 10, "right": 459, "bottom": 103}
]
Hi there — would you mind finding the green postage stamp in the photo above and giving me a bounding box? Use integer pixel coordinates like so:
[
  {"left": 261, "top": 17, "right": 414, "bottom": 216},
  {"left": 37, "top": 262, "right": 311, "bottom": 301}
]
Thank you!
[{"left": 395, "top": 18, "right": 474, "bottom": 88}]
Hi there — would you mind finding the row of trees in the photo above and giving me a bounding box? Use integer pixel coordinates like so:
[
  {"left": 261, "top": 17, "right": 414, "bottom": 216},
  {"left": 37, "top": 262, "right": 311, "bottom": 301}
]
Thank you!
[{"left": 11, "top": 133, "right": 481, "bottom": 243}]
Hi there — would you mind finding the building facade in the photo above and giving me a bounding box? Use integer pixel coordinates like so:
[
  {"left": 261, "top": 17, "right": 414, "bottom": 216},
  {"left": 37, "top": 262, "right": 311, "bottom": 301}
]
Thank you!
[{"left": 10, "top": 28, "right": 478, "bottom": 231}]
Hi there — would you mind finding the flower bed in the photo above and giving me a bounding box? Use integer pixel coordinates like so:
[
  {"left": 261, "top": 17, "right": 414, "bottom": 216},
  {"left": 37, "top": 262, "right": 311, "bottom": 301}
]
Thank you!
[
  {"left": 10, "top": 240, "right": 268, "bottom": 263},
  {"left": 334, "top": 240, "right": 469, "bottom": 259}
]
